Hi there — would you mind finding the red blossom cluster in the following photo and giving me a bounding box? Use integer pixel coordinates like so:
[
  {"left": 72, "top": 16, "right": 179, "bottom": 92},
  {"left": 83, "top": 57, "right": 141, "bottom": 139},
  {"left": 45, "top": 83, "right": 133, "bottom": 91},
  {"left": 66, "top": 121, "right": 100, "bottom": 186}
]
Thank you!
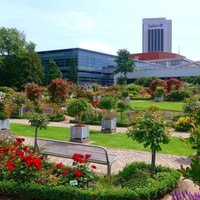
[
  {"left": 47, "top": 78, "right": 70, "bottom": 103},
  {"left": 55, "top": 153, "right": 96, "bottom": 180},
  {"left": 91, "top": 99, "right": 99, "bottom": 107},
  {"left": 166, "top": 78, "right": 183, "bottom": 93},
  {"left": 0, "top": 137, "right": 44, "bottom": 172},
  {"left": 72, "top": 153, "right": 91, "bottom": 163},
  {"left": 24, "top": 82, "right": 43, "bottom": 101},
  {"left": 149, "top": 78, "right": 167, "bottom": 95}
]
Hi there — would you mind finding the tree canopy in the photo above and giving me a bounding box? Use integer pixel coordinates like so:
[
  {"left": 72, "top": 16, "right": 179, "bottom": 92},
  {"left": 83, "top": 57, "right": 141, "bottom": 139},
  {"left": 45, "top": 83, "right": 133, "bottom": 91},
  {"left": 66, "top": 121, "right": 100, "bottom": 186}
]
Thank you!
[
  {"left": 0, "top": 27, "right": 43, "bottom": 90},
  {"left": 68, "top": 56, "right": 78, "bottom": 84},
  {"left": 44, "top": 60, "right": 63, "bottom": 85},
  {"left": 114, "top": 49, "right": 134, "bottom": 84}
]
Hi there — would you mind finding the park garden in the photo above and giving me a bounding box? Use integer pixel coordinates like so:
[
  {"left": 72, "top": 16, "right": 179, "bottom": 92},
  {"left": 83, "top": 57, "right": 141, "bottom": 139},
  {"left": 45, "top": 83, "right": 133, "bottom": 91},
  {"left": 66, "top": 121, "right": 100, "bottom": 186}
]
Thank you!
[{"left": 0, "top": 77, "right": 200, "bottom": 199}]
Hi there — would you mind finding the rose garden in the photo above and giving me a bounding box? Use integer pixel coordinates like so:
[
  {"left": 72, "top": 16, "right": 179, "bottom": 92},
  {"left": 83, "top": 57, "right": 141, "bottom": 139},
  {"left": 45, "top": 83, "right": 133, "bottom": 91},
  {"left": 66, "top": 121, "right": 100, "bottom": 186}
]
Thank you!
[{"left": 0, "top": 77, "right": 200, "bottom": 199}]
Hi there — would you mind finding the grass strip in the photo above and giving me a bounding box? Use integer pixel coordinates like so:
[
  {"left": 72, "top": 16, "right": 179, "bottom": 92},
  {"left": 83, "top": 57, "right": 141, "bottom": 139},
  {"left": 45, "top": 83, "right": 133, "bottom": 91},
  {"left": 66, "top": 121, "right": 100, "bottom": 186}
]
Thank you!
[{"left": 10, "top": 123, "right": 195, "bottom": 157}]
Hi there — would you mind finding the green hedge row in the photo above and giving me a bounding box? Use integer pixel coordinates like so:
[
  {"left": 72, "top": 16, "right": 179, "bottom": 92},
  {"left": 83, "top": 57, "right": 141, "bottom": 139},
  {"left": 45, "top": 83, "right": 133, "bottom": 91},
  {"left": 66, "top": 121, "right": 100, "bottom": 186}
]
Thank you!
[{"left": 0, "top": 163, "right": 180, "bottom": 200}]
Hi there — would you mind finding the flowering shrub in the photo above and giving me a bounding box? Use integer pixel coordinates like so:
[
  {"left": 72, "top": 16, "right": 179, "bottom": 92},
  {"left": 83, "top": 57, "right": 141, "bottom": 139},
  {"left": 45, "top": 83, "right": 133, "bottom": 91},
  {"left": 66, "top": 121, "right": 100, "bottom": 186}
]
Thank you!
[
  {"left": 0, "top": 138, "right": 97, "bottom": 188},
  {"left": 24, "top": 82, "right": 43, "bottom": 102},
  {"left": 166, "top": 78, "right": 183, "bottom": 93},
  {"left": 149, "top": 78, "right": 167, "bottom": 96},
  {"left": 51, "top": 153, "right": 97, "bottom": 188},
  {"left": 13, "top": 92, "right": 27, "bottom": 105},
  {"left": 47, "top": 78, "right": 69, "bottom": 103},
  {"left": 172, "top": 191, "right": 200, "bottom": 200},
  {"left": 0, "top": 137, "right": 43, "bottom": 182},
  {"left": 174, "top": 116, "right": 196, "bottom": 131}
]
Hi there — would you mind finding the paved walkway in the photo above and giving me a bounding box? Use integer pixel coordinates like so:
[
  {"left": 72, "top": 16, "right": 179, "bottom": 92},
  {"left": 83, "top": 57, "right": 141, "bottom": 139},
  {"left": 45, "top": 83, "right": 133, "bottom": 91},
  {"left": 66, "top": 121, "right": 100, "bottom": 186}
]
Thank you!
[{"left": 9, "top": 119, "right": 191, "bottom": 175}]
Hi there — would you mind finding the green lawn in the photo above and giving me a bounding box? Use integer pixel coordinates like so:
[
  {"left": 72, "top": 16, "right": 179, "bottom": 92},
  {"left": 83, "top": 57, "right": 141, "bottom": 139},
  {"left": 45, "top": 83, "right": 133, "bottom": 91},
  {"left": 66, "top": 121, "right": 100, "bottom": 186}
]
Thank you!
[
  {"left": 10, "top": 123, "right": 195, "bottom": 157},
  {"left": 130, "top": 100, "right": 183, "bottom": 111}
]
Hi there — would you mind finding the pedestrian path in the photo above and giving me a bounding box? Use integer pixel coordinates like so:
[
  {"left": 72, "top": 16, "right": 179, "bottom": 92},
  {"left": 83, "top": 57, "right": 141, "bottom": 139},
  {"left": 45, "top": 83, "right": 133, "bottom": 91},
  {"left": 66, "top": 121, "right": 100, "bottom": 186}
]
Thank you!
[{"left": 9, "top": 119, "right": 191, "bottom": 175}]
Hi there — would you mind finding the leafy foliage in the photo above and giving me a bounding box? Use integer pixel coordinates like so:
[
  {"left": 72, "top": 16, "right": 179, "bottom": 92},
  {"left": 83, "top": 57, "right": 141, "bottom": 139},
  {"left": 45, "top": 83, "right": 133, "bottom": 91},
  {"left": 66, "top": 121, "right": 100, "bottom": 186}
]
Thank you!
[
  {"left": 67, "top": 98, "right": 91, "bottom": 125},
  {"left": 165, "top": 89, "right": 191, "bottom": 101},
  {"left": 166, "top": 78, "right": 183, "bottom": 93},
  {"left": 0, "top": 101, "right": 9, "bottom": 119},
  {"left": 68, "top": 56, "right": 78, "bottom": 84},
  {"left": 47, "top": 78, "right": 69, "bottom": 103},
  {"left": 114, "top": 49, "right": 134, "bottom": 84},
  {"left": 44, "top": 60, "right": 62, "bottom": 86},
  {"left": 0, "top": 27, "right": 43, "bottom": 90},
  {"left": 98, "top": 96, "right": 117, "bottom": 119},
  {"left": 179, "top": 125, "right": 200, "bottom": 186},
  {"left": 127, "top": 111, "right": 170, "bottom": 176},
  {"left": 24, "top": 82, "right": 43, "bottom": 102},
  {"left": 149, "top": 78, "right": 167, "bottom": 96}
]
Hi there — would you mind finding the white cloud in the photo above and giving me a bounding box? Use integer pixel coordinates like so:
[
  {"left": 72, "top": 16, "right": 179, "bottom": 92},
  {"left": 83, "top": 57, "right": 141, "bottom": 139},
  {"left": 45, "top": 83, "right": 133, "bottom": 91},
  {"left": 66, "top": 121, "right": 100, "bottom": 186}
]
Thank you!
[{"left": 79, "top": 40, "right": 116, "bottom": 55}]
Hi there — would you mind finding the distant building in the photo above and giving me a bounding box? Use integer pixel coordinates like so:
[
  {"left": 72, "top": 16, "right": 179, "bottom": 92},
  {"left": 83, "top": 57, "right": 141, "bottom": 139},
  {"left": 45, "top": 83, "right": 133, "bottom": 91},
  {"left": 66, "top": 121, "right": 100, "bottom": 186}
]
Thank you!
[
  {"left": 142, "top": 18, "right": 172, "bottom": 53},
  {"left": 114, "top": 52, "right": 200, "bottom": 84},
  {"left": 38, "top": 48, "right": 116, "bottom": 86}
]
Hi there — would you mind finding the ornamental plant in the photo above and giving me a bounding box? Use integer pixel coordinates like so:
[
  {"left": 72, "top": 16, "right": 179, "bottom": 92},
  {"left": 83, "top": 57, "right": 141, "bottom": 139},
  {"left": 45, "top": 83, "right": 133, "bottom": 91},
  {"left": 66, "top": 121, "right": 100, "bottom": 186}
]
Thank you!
[
  {"left": 0, "top": 137, "right": 43, "bottom": 182},
  {"left": 149, "top": 78, "right": 167, "bottom": 96},
  {"left": 52, "top": 153, "right": 97, "bottom": 188},
  {"left": 0, "top": 101, "right": 9, "bottom": 120},
  {"left": 67, "top": 98, "right": 91, "bottom": 126},
  {"left": 166, "top": 78, "right": 183, "bottom": 93},
  {"left": 179, "top": 125, "right": 200, "bottom": 184},
  {"left": 24, "top": 82, "right": 43, "bottom": 102},
  {"left": 0, "top": 138, "right": 97, "bottom": 188},
  {"left": 47, "top": 78, "right": 69, "bottom": 104},
  {"left": 172, "top": 191, "right": 200, "bottom": 200},
  {"left": 98, "top": 96, "right": 118, "bottom": 119},
  {"left": 127, "top": 110, "right": 170, "bottom": 177},
  {"left": 29, "top": 113, "right": 49, "bottom": 150},
  {"left": 174, "top": 116, "right": 196, "bottom": 131}
]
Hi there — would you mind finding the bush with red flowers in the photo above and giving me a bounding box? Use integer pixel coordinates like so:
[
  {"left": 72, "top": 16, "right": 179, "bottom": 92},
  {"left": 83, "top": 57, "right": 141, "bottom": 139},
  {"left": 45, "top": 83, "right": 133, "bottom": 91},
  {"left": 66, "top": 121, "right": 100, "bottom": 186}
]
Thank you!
[
  {"left": 166, "top": 78, "right": 183, "bottom": 93},
  {"left": 148, "top": 78, "right": 167, "bottom": 96},
  {"left": 47, "top": 78, "right": 69, "bottom": 104},
  {"left": 0, "top": 138, "right": 97, "bottom": 188},
  {"left": 24, "top": 82, "right": 43, "bottom": 102},
  {"left": 0, "top": 137, "right": 43, "bottom": 182}
]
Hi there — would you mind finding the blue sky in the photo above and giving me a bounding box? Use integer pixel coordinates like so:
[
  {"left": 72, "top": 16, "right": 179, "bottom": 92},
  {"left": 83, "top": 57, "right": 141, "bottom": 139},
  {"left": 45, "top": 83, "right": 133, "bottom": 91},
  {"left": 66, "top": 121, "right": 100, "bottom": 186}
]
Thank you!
[{"left": 1, "top": 0, "right": 200, "bottom": 60}]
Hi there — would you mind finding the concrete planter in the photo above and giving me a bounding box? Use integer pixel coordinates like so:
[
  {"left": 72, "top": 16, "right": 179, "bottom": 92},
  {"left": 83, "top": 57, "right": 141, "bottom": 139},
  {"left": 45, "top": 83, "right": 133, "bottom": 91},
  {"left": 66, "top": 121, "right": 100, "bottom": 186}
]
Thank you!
[
  {"left": 154, "top": 95, "right": 164, "bottom": 102},
  {"left": 0, "top": 119, "right": 10, "bottom": 130},
  {"left": 101, "top": 118, "right": 116, "bottom": 133},
  {"left": 70, "top": 125, "right": 90, "bottom": 143}
]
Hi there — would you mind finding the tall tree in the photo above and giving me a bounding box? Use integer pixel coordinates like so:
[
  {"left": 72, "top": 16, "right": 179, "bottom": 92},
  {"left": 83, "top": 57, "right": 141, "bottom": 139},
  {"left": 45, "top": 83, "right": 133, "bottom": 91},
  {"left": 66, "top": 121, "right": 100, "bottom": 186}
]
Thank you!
[
  {"left": 0, "top": 27, "right": 43, "bottom": 90},
  {"left": 114, "top": 49, "right": 134, "bottom": 84},
  {"left": 68, "top": 56, "right": 78, "bottom": 84},
  {"left": 13, "top": 52, "right": 44, "bottom": 90},
  {"left": 0, "top": 27, "right": 35, "bottom": 56},
  {"left": 44, "top": 60, "right": 63, "bottom": 85}
]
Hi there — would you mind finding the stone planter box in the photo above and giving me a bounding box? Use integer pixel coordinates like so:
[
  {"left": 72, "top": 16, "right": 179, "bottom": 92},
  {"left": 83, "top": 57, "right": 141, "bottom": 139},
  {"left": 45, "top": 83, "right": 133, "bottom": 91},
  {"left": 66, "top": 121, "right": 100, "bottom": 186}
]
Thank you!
[
  {"left": 101, "top": 118, "right": 116, "bottom": 133},
  {"left": 0, "top": 119, "right": 10, "bottom": 130},
  {"left": 70, "top": 125, "right": 90, "bottom": 143},
  {"left": 154, "top": 96, "right": 164, "bottom": 102}
]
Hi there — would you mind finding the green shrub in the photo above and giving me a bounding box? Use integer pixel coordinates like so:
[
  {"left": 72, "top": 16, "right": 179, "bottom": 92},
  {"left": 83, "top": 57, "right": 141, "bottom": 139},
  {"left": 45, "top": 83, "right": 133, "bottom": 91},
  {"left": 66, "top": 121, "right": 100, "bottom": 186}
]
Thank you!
[
  {"left": 165, "top": 90, "right": 191, "bottom": 101},
  {"left": 0, "top": 162, "right": 180, "bottom": 200}
]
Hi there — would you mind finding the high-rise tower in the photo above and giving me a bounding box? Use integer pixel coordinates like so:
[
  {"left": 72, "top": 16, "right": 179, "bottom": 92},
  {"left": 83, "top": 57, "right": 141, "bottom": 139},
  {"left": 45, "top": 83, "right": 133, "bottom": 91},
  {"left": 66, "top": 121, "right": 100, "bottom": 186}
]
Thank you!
[{"left": 142, "top": 18, "right": 172, "bottom": 53}]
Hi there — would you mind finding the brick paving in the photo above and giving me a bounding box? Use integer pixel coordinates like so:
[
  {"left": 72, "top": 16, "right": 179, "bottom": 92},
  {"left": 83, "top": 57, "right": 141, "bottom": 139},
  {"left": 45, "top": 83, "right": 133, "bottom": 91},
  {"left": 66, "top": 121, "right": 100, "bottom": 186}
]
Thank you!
[{"left": 9, "top": 119, "right": 191, "bottom": 175}]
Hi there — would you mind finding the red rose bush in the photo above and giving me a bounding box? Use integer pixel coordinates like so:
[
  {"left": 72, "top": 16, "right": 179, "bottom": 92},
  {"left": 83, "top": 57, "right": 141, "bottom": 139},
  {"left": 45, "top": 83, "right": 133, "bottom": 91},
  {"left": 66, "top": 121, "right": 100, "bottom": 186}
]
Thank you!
[{"left": 0, "top": 138, "right": 97, "bottom": 188}]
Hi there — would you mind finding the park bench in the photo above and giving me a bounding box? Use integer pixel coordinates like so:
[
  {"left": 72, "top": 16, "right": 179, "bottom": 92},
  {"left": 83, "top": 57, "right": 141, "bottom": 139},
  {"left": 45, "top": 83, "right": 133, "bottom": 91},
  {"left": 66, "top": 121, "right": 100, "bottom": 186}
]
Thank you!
[{"left": 35, "top": 138, "right": 118, "bottom": 175}]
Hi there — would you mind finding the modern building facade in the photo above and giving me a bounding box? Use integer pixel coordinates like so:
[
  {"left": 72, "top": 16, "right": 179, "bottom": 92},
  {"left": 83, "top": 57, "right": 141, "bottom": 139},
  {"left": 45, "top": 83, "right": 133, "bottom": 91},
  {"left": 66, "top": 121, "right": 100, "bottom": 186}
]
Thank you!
[
  {"left": 38, "top": 48, "right": 116, "bottom": 86},
  {"left": 142, "top": 18, "right": 172, "bottom": 53},
  {"left": 114, "top": 52, "right": 200, "bottom": 84}
]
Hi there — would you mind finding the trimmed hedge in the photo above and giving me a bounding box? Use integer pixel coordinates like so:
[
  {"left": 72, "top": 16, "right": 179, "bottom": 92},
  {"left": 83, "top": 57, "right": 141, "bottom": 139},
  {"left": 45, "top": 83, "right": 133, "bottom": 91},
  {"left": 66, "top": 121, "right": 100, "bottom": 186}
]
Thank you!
[{"left": 0, "top": 162, "right": 181, "bottom": 200}]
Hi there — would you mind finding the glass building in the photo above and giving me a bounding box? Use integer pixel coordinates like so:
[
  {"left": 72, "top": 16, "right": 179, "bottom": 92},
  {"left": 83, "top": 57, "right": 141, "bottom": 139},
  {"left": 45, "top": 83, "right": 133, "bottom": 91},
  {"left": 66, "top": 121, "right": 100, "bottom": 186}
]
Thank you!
[{"left": 38, "top": 48, "right": 117, "bottom": 86}]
